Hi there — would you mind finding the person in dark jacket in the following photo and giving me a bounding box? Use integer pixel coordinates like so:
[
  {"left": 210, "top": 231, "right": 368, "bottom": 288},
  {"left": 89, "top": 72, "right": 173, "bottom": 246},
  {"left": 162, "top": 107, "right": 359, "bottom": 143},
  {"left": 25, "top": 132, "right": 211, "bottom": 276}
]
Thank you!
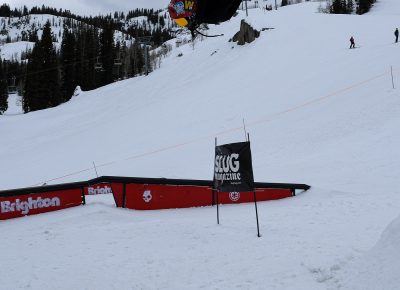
[
  {"left": 395, "top": 28, "right": 399, "bottom": 43},
  {"left": 350, "top": 36, "right": 355, "bottom": 49}
]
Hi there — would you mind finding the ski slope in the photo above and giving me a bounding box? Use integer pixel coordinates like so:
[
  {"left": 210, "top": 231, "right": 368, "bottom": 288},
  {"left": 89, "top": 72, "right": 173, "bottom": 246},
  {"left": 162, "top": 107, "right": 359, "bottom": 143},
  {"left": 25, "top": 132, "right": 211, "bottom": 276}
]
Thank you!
[
  {"left": 1, "top": 1, "right": 400, "bottom": 289},
  {"left": 7, "top": 0, "right": 168, "bottom": 15}
]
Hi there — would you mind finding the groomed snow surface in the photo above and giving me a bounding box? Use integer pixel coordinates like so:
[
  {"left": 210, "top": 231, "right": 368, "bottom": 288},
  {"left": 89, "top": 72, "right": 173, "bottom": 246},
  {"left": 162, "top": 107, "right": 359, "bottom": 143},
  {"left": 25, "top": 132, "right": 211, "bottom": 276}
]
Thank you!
[{"left": 1, "top": 1, "right": 400, "bottom": 289}]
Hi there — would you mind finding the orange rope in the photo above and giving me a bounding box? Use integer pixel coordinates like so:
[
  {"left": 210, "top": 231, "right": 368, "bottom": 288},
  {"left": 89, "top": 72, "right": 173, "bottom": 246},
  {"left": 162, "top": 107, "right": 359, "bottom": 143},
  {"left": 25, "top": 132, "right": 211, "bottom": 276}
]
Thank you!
[{"left": 30, "top": 69, "right": 391, "bottom": 186}]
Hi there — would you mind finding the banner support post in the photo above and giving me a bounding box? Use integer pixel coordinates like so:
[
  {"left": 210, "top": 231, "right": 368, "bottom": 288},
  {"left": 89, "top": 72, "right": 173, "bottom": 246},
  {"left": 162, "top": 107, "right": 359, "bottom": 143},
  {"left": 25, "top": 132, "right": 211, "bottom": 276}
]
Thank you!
[
  {"left": 214, "top": 137, "right": 220, "bottom": 225},
  {"left": 254, "top": 190, "right": 261, "bottom": 237},
  {"left": 248, "top": 133, "right": 261, "bottom": 237},
  {"left": 217, "top": 190, "right": 220, "bottom": 225}
]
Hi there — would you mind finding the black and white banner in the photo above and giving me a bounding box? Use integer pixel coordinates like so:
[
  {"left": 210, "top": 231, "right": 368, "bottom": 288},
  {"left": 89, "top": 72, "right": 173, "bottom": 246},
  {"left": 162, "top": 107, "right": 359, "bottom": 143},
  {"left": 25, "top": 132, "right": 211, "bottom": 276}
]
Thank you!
[{"left": 213, "top": 141, "right": 255, "bottom": 192}]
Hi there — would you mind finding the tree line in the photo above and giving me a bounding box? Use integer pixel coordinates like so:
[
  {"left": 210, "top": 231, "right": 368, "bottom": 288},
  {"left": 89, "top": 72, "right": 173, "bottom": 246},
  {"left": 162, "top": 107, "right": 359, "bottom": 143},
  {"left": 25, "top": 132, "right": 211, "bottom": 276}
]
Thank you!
[
  {"left": 21, "top": 20, "right": 155, "bottom": 113},
  {"left": 0, "top": 4, "right": 175, "bottom": 115},
  {"left": 0, "top": 19, "right": 173, "bottom": 114},
  {"left": 330, "top": 0, "right": 376, "bottom": 14},
  {"left": 0, "top": 4, "right": 172, "bottom": 47}
]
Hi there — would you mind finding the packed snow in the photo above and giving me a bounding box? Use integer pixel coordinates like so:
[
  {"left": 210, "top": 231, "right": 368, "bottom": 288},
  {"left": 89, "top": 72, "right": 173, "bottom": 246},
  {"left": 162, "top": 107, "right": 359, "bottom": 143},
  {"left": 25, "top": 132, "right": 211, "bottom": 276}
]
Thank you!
[{"left": 1, "top": 1, "right": 400, "bottom": 289}]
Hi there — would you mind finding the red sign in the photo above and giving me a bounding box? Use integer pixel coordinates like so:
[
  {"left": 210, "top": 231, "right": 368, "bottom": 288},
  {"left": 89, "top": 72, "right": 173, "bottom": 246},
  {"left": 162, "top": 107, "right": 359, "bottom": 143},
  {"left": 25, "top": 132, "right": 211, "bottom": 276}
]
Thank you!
[
  {"left": 0, "top": 189, "right": 83, "bottom": 220},
  {"left": 217, "top": 188, "right": 292, "bottom": 204},
  {"left": 125, "top": 184, "right": 212, "bottom": 210},
  {"left": 124, "top": 184, "right": 293, "bottom": 210}
]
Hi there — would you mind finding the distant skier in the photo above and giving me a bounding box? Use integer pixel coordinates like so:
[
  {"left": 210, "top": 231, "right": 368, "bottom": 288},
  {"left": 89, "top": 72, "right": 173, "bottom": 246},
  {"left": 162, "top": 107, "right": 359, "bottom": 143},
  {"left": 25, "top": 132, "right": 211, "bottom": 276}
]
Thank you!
[
  {"left": 395, "top": 28, "right": 399, "bottom": 43},
  {"left": 349, "top": 36, "right": 355, "bottom": 49}
]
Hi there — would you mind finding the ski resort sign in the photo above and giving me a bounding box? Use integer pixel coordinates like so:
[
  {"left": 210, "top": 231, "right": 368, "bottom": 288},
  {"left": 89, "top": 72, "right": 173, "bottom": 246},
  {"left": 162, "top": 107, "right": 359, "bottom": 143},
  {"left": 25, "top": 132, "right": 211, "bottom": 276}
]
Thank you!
[
  {"left": 1, "top": 196, "right": 61, "bottom": 215},
  {"left": 0, "top": 189, "right": 84, "bottom": 220},
  {"left": 213, "top": 141, "right": 255, "bottom": 192},
  {"left": 85, "top": 184, "right": 114, "bottom": 195}
]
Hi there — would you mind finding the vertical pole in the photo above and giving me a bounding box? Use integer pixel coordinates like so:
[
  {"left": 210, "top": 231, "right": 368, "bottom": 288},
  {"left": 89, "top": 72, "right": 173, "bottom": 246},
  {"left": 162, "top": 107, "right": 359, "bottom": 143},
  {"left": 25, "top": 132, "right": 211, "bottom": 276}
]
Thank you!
[
  {"left": 275, "top": 0, "right": 277, "bottom": 10},
  {"left": 93, "top": 161, "right": 99, "bottom": 177},
  {"left": 245, "top": 0, "right": 248, "bottom": 16},
  {"left": 145, "top": 45, "right": 148, "bottom": 76},
  {"left": 248, "top": 133, "right": 260, "bottom": 237},
  {"left": 243, "top": 119, "right": 248, "bottom": 141},
  {"left": 81, "top": 187, "right": 86, "bottom": 205},
  {"left": 217, "top": 191, "right": 220, "bottom": 224},
  {"left": 391, "top": 66, "right": 395, "bottom": 89},
  {"left": 122, "top": 183, "right": 127, "bottom": 208},
  {"left": 254, "top": 190, "right": 261, "bottom": 237},
  {"left": 215, "top": 137, "right": 220, "bottom": 224}
]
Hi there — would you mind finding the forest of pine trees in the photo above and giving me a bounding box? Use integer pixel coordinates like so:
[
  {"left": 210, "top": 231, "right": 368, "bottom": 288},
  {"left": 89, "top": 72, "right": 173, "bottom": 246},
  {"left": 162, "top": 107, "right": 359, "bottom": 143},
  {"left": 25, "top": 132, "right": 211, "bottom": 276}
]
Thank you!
[
  {"left": 330, "top": 0, "right": 376, "bottom": 14},
  {"left": 0, "top": 4, "right": 174, "bottom": 113}
]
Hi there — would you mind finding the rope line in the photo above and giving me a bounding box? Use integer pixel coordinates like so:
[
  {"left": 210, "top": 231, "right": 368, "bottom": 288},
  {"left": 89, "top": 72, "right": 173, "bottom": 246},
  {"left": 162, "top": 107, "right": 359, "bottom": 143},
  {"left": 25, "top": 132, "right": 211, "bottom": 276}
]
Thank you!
[{"left": 30, "top": 69, "right": 392, "bottom": 186}]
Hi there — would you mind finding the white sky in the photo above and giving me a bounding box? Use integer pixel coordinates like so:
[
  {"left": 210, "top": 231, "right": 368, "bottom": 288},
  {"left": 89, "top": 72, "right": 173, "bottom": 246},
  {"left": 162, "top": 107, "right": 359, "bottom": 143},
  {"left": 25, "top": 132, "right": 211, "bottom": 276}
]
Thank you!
[{"left": 6, "top": 0, "right": 168, "bottom": 16}]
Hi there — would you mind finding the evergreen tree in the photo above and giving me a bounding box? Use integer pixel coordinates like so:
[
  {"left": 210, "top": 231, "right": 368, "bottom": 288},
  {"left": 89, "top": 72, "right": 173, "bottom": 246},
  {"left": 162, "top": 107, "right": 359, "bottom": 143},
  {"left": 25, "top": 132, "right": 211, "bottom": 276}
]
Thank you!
[
  {"left": 60, "top": 28, "right": 77, "bottom": 101},
  {"left": 356, "top": 0, "right": 375, "bottom": 14},
  {"left": 24, "top": 21, "right": 61, "bottom": 112},
  {"left": 0, "top": 59, "right": 8, "bottom": 114},
  {"left": 330, "top": 0, "right": 344, "bottom": 14},
  {"left": 99, "top": 21, "right": 115, "bottom": 85},
  {"left": 347, "top": 0, "right": 354, "bottom": 13}
]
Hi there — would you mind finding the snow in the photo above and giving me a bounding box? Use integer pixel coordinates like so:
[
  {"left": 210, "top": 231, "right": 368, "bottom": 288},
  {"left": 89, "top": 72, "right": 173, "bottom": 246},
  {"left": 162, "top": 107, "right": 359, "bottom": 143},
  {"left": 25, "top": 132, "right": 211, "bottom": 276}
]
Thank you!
[
  {"left": 7, "top": 0, "right": 168, "bottom": 16},
  {"left": 1, "top": 1, "right": 400, "bottom": 289},
  {"left": 3, "top": 93, "right": 23, "bottom": 115},
  {"left": 0, "top": 14, "right": 133, "bottom": 61},
  {"left": 335, "top": 214, "right": 400, "bottom": 290}
]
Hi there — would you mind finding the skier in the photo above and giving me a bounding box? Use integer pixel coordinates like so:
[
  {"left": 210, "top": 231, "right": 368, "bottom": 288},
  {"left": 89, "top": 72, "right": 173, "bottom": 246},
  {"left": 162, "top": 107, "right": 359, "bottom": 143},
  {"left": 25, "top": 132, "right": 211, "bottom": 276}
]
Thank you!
[
  {"left": 395, "top": 28, "right": 399, "bottom": 43},
  {"left": 349, "top": 36, "right": 355, "bottom": 49}
]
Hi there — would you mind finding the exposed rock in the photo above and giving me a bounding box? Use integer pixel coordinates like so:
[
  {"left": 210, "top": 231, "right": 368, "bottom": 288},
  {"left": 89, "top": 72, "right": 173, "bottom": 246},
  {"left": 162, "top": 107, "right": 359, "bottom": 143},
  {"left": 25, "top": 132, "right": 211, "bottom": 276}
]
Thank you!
[{"left": 232, "top": 20, "right": 260, "bottom": 45}]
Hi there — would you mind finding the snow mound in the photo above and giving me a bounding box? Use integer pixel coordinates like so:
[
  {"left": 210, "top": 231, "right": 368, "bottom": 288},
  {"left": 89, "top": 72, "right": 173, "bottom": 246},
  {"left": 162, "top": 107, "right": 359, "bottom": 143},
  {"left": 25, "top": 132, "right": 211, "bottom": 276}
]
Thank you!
[{"left": 339, "top": 215, "right": 400, "bottom": 290}]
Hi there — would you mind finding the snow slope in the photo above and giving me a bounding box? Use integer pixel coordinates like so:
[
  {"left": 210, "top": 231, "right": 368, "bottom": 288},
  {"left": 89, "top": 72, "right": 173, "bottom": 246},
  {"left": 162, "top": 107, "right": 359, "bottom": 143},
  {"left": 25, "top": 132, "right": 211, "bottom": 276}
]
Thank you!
[
  {"left": 0, "top": 14, "right": 132, "bottom": 61},
  {"left": 1, "top": 1, "right": 400, "bottom": 289},
  {"left": 7, "top": 0, "right": 168, "bottom": 15}
]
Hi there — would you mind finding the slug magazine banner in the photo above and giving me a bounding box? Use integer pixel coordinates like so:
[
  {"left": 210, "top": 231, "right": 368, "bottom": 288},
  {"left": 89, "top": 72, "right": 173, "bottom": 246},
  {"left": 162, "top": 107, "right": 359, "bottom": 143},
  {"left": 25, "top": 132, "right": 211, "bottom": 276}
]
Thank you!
[{"left": 213, "top": 141, "right": 255, "bottom": 192}]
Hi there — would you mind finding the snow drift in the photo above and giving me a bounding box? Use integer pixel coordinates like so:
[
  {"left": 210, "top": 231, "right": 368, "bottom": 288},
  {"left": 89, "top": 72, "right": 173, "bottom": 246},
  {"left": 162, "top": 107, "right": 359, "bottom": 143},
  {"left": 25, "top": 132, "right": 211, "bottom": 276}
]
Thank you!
[{"left": 1, "top": 1, "right": 400, "bottom": 289}]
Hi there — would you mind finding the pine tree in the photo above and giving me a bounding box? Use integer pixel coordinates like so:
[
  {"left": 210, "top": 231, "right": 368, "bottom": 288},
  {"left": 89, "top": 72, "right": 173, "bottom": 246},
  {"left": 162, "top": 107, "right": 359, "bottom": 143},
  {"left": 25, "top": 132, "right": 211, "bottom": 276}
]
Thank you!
[
  {"left": 99, "top": 21, "right": 115, "bottom": 85},
  {"left": 347, "top": 0, "right": 354, "bottom": 13},
  {"left": 356, "top": 0, "right": 375, "bottom": 14},
  {"left": 60, "top": 28, "right": 77, "bottom": 102},
  {"left": 23, "top": 21, "right": 61, "bottom": 112},
  {"left": 0, "top": 59, "right": 8, "bottom": 114},
  {"left": 330, "top": 0, "right": 344, "bottom": 14}
]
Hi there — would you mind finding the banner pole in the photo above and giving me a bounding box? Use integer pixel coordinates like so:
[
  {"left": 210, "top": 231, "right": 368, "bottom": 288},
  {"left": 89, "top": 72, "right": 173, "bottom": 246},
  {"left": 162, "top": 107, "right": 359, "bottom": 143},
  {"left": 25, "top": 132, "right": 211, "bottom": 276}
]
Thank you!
[
  {"left": 217, "top": 190, "right": 220, "bottom": 225},
  {"left": 247, "top": 133, "right": 260, "bottom": 237},
  {"left": 243, "top": 119, "right": 248, "bottom": 141},
  {"left": 254, "top": 190, "right": 261, "bottom": 237},
  {"left": 215, "top": 137, "right": 220, "bottom": 224}
]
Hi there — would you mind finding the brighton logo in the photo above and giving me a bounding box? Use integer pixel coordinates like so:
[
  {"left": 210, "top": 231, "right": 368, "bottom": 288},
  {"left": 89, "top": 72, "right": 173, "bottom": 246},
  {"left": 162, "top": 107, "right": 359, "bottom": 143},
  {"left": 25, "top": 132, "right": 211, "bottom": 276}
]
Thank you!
[
  {"left": 87, "top": 185, "right": 113, "bottom": 195},
  {"left": 214, "top": 153, "right": 241, "bottom": 182},
  {"left": 143, "top": 190, "right": 153, "bottom": 203},
  {"left": 1, "top": 197, "right": 61, "bottom": 215},
  {"left": 229, "top": 192, "right": 240, "bottom": 202}
]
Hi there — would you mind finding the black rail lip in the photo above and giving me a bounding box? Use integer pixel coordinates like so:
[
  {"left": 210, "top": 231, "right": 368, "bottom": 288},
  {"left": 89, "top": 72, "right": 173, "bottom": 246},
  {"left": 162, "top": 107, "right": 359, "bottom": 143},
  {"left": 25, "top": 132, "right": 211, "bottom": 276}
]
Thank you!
[
  {"left": 0, "top": 176, "right": 311, "bottom": 197},
  {"left": 0, "top": 181, "right": 89, "bottom": 197}
]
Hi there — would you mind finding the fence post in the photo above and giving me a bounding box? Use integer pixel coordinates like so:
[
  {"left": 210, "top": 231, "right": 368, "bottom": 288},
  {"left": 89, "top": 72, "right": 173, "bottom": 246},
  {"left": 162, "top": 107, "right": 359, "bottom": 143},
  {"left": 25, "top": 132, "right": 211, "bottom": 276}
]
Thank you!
[{"left": 391, "top": 66, "right": 395, "bottom": 89}]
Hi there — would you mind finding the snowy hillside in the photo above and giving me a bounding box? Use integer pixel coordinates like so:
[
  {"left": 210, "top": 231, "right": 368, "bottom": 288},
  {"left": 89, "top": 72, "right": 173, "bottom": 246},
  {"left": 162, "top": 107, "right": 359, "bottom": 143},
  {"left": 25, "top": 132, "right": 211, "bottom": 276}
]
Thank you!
[
  {"left": 7, "top": 0, "right": 168, "bottom": 15},
  {"left": 0, "top": 14, "right": 135, "bottom": 61},
  {"left": 1, "top": 1, "right": 400, "bottom": 289}
]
